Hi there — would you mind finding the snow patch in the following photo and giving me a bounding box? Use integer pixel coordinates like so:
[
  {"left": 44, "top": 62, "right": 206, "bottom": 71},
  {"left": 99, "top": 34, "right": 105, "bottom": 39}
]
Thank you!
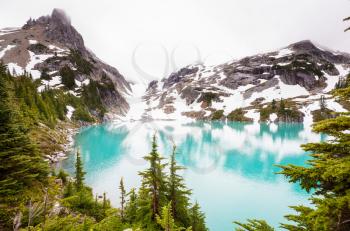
[
  {"left": 0, "top": 44, "right": 16, "bottom": 58},
  {"left": 66, "top": 106, "right": 75, "bottom": 120},
  {"left": 28, "top": 40, "right": 38, "bottom": 45},
  {"left": 26, "top": 51, "right": 54, "bottom": 80},
  {"left": 269, "top": 113, "right": 277, "bottom": 122},
  {"left": 274, "top": 48, "right": 293, "bottom": 58},
  {"left": 248, "top": 76, "right": 309, "bottom": 104},
  {"left": 245, "top": 109, "right": 260, "bottom": 123},
  {"left": 7, "top": 63, "right": 24, "bottom": 76}
]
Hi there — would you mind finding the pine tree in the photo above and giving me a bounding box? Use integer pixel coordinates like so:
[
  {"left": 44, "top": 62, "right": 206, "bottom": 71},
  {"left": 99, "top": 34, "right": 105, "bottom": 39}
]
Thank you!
[
  {"left": 0, "top": 71, "right": 49, "bottom": 228},
  {"left": 234, "top": 219, "right": 274, "bottom": 231},
  {"left": 138, "top": 134, "right": 168, "bottom": 221},
  {"left": 119, "top": 177, "right": 126, "bottom": 222},
  {"left": 0, "top": 73, "right": 48, "bottom": 199},
  {"left": 125, "top": 188, "right": 138, "bottom": 224},
  {"left": 276, "top": 67, "right": 350, "bottom": 230},
  {"left": 168, "top": 145, "right": 191, "bottom": 227},
  {"left": 156, "top": 202, "right": 191, "bottom": 231},
  {"left": 75, "top": 150, "right": 85, "bottom": 191},
  {"left": 189, "top": 202, "right": 207, "bottom": 231},
  {"left": 103, "top": 192, "right": 108, "bottom": 209}
]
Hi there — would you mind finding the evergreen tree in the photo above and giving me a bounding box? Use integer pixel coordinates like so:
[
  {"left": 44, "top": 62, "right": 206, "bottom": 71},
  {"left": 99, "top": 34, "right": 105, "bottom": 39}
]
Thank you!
[
  {"left": 125, "top": 188, "right": 138, "bottom": 224},
  {"left": 189, "top": 202, "right": 207, "bottom": 231},
  {"left": 280, "top": 16, "right": 350, "bottom": 225},
  {"left": 138, "top": 135, "right": 168, "bottom": 221},
  {"left": 156, "top": 202, "right": 191, "bottom": 231},
  {"left": 75, "top": 150, "right": 85, "bottom": 191},
  {"left": 119, "top": 177, "right": 126, "bottom": 222},
  {"left": 279, "top": 115, "right": 350, "bottom": 230},
  {"left": 234, "top": 219, "right": 274, "bottom": 231},
  {"left": 0, "top": 73, "right": 48, "bottom": 198},
  {"left": 0, "top": 71, "right": 48, "bottom": 228},
  {"left": 168, "top": 146, "right": 191, "bottom": 227},
  {"left": 103, "top": 192, "right": 108, "bottom": 209},
  {"left": 136, "top": 182, "right": 158, "bottom": 230}
]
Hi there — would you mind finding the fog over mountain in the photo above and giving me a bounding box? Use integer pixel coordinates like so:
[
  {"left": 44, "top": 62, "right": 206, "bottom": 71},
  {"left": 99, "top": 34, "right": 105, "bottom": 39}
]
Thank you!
[{"left": 1, "top": 0, "right": 349, "bottom": 83}]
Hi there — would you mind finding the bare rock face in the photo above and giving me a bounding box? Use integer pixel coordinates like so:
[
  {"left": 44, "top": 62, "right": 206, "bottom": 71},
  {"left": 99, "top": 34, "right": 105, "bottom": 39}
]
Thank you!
[{"left": 23, "top": 9, "right": 85, "bottom": 52}]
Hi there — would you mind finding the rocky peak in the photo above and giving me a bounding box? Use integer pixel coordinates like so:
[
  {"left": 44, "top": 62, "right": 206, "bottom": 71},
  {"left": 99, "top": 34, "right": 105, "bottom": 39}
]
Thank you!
[
  {"left": 23, "top": 9, "right": 85, "bottom": 52},
  {"left": 163, "top": 66, "right": 200, "bottom": 89},
  {"left": 288, "top": 40, "right": 318, "bottom": 52},
  {"left": 287, "top": 40, "right": 350, "bottom": 64},
  {"left": 51, "top": 8, "right": 71, "bottom": 26}
]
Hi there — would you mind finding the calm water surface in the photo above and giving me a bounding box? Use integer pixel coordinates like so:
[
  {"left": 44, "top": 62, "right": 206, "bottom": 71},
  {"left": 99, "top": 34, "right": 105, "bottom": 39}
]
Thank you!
[{"left": 62, "top": 121, "right": 322, "bottom": 231}]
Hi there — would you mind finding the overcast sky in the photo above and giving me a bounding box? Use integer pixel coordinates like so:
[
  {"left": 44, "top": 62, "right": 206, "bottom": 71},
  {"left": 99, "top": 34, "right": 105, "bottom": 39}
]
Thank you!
[{"left": 1, "top": 0, "right": 350, "bottom": 83}]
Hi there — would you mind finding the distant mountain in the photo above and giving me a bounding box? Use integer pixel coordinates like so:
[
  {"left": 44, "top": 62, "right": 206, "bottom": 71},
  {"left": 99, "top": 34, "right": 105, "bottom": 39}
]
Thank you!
[
  {"left": 138, "top": 40, "right": 350, "bottom": 123},
  {"left": 0, "top": 9, "right": 131, "bottom": 119}
]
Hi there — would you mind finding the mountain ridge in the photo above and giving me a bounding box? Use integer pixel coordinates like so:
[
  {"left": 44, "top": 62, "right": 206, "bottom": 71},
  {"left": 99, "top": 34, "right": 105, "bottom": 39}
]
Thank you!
[
  {"left": 0, "top": 9, "right": 131, "bottom": 120},
  {"left": 124, "top": 40, "right": 350, "bottom": 123}
]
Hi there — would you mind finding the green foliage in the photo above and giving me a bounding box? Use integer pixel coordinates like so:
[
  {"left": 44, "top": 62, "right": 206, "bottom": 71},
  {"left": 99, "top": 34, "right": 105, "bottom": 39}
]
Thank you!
[
  {"left": 198, "top": 92, "right": 218, "bottom": 107},
  {"left": 138, "top": 135, "right": 168, "bottom": 224},
  {"left": 128, "top": 136, "right": 207, "bottom": 230},
  {"left": 35, "top": 214, "right": 95, "bottom": 231},
  {"left": 0, "top": 70, "right": 50, "bottom": 229},
  {"left": 272, "top": 55, "right": 325, "bottom": 78},
  {"left": 168, "top": 146, "right": 192, "bottom": 227},
  {"left": 259, "top": 99, "right": 302, "bottom": 122},
  {"left": 73, "top": 106, "right": 95, "bottom": 122},
  {"left": 234, "top": 219, "right": 275, "bottom": 231},
  {"left": 92, "top": 215, "right": 125, "bottom": 231},
  {"left": 277, "top": 73, "right": 350, "bottom": 230},
  {"left": 210, "top": 110, "right": 224, "bottom": 121},
  {"left": 189, "top": 202, "right": 207, "bottom": 231},
  {"left": 156, "top": 202, "right": 191, "bottom": 231},
  {"left": 28, "top": 43, "right": 49, "bottom": 54},
  {"left": 311, "top": 108, "right": 336, "bottom": 122},
  {"left": 60, "top": 65, "right": 76, "bottom": 90},
  {"left": 119, "top": 177, "right": 126, "bottom": 222},
  {"left": 125, "top": 188, "right": 138, "bottom": 224},
  {"left": 75, "top": 150, "right": 86, "bottom": 191},
  {"left": 81, "top": 80, "right": 107, "bottom": 118},
  {"left": 57, "top": 169, "right": 68, "bottom": 184},
  {"left": 40, "top": 67, "right": 51, "bottom": 80},
  {"left": 278, "top": 115, "right": 350, "bottom": 231},
  {"left": 227, "top": 108, "right": 253, "bottom": 122},
  {"left": 69, "top": 49, "right": 94, "bottom": 75},
  {"left": 0, "top": 73, "right": 49, "bottom": 199}
]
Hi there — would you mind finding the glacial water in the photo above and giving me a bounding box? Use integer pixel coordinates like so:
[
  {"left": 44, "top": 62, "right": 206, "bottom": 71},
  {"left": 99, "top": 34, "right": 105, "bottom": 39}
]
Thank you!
[{"left": 62, "top": 121, "right": 323, "bottom": 231}]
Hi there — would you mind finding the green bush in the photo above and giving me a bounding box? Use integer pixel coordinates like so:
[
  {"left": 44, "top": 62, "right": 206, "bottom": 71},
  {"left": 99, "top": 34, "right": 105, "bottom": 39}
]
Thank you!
[
  {"left": 211, "top": 110, "right": 224, "bottom": 120},
  {"left": 227, "top": 108, "right": 252, "bottom": 122}
]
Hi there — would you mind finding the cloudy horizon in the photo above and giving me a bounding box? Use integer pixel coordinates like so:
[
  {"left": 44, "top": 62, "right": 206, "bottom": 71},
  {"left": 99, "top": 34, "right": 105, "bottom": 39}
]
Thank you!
[{"left": 1, "top": 0, "right": 349, "bottom": 83}]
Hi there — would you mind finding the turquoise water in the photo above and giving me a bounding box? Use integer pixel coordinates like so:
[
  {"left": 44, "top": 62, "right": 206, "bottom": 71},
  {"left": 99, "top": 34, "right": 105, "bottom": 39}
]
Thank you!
[{"left": 62, "top": 121, "right": 321, "bottom": 231}]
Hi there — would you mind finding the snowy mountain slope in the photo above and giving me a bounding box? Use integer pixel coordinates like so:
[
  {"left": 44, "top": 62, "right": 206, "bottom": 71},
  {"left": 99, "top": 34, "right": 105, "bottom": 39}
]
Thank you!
[
  {"left": 0, "top": 9, "right": 131, "bottom": 119},
  {"left": 128, "top": 40, "right": 350, "bottom": 124}
]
